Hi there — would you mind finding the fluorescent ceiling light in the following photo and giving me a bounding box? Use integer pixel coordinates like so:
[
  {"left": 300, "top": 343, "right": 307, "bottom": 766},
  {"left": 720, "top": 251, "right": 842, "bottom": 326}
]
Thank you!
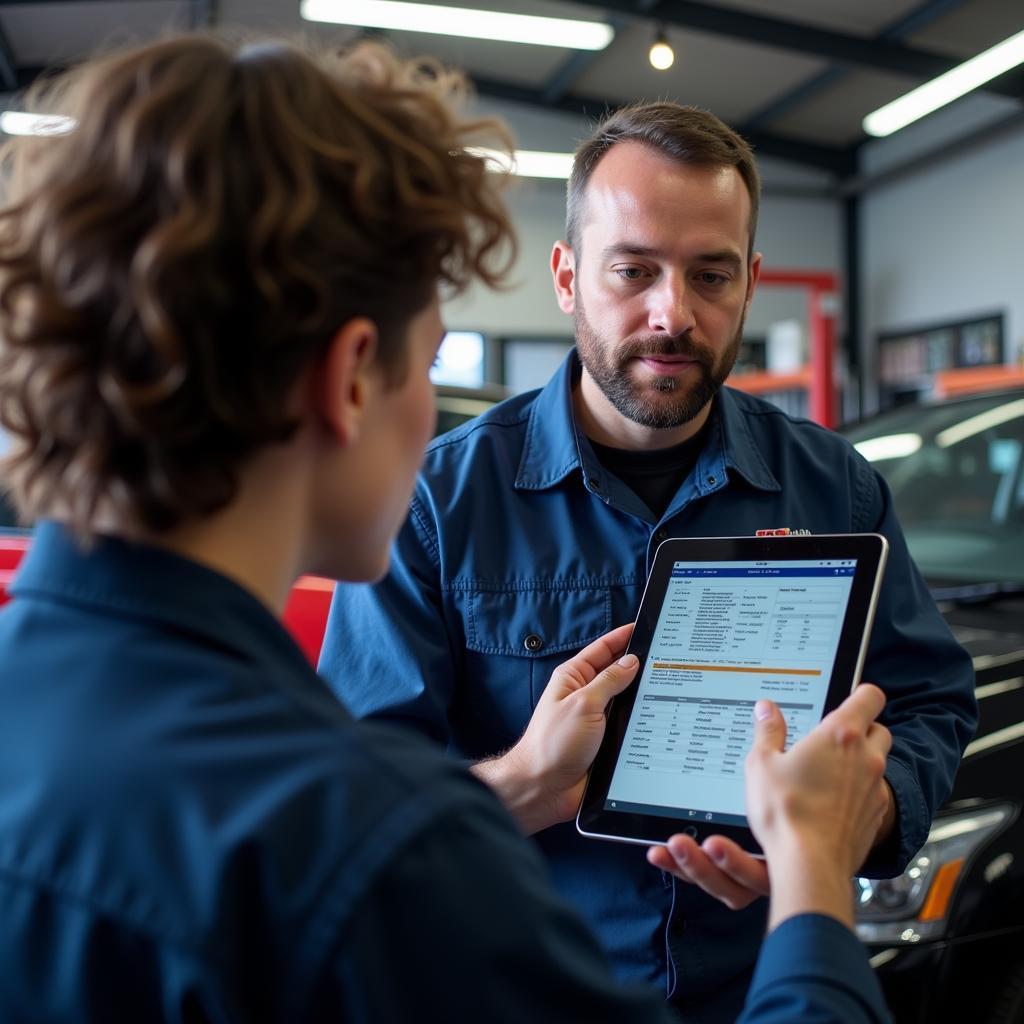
[
  {"left": 468, "top": 147, "right": 574, "bottom": 179},
  {"left": 0, "top": 111, "right": 75, "bottom": 136},
  {"left": 301, "top": 0, "right": 613, "bottom": 50},
  {"left": 864, "top": 28, "right": 1024, "bottom": 137}
]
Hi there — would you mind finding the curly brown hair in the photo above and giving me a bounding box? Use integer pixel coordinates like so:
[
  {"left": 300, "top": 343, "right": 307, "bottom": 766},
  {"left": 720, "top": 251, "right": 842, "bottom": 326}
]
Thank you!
[{"left": 0, "top": 36, "right": 515, "bottom": 537}]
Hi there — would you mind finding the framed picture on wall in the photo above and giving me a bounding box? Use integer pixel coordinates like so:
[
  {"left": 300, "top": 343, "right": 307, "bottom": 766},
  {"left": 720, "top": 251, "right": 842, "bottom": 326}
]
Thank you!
[{"left": 877, "top": 312, "right": 1004, "bottom": 409}]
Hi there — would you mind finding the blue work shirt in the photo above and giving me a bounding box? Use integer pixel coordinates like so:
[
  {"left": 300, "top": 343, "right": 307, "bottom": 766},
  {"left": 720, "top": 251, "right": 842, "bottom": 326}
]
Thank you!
[
  {"left": 320, "top": 351, "right": 976, "bottom": 1021},
  {"left": 0, "top": 522, "right": 672, "bottom": 1022}
]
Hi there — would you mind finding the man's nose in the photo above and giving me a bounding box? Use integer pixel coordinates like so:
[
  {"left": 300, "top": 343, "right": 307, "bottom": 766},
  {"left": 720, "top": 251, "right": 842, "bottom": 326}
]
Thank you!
[{"left": 648, "top": 272, "right": 696, "bottom": 336}]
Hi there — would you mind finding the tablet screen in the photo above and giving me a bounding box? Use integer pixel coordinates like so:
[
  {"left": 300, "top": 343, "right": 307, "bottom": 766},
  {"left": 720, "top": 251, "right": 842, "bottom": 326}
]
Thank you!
[{"left": 604, "top": 557, "right": 856, "bottom": 826}]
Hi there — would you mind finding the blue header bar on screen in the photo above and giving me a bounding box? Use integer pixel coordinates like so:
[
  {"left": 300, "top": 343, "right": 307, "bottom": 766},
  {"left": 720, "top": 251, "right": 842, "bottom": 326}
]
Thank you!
[{"left": 670, "top": 567, "right": 855, "bottom": 578}]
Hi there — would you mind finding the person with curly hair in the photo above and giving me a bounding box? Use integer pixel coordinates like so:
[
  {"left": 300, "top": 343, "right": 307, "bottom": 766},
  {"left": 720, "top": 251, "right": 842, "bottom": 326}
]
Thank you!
[{"left": 0, "top": 34, "right": 891, "bottom": 1024}]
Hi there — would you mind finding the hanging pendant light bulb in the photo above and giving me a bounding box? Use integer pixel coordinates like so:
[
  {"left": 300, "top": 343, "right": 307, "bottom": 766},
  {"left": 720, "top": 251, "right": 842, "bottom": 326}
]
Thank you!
[{"left": 649, "top": 28, "right": 674, "bottom": 71}]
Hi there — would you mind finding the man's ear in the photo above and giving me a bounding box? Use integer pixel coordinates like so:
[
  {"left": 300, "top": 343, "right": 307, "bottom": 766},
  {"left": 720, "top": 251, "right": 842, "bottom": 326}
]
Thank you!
[
  {"left": 744, "top": 251, "right": 763, "bottom": 315},
  {"left": 313, "top": 317, "right": 379, "bottom": 446},
  {"left": 551, "top": 240, "right": 577, "bottom": 315}
]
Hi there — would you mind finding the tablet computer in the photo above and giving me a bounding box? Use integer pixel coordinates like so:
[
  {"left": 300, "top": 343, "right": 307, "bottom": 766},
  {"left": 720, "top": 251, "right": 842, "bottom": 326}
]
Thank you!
[{"left": 577, "top": 533, "right": 889, "bottom": 855}]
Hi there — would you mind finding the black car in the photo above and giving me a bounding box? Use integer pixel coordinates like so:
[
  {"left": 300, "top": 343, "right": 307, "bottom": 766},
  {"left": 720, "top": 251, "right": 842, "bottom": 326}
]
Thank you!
[{"left": 843, "top": 389, "right": 1024, "bottom": 1024}]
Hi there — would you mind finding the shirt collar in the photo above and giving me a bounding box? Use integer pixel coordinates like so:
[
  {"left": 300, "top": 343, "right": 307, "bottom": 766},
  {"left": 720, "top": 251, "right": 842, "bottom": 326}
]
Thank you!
[
  {"left": 515, "top": 350, "right": 780, "bottom": 494},
  {"left": 715, "top": 386, "right": 781, "bottom": 493},
  {"left": 12, "top": 520, "right": 314, "bottom": 674},
  {"left": 514, "top": 350, "right": 585, "bottom": 491}
]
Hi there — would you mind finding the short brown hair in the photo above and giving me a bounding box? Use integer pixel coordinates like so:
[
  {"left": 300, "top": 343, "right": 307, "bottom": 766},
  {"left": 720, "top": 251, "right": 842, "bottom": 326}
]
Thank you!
[
  {"left": 0, "top": 36, "right": 515, "bottom": 537},
  {"left": 566, "top": 102, "right": 760, "bottom": 255}
]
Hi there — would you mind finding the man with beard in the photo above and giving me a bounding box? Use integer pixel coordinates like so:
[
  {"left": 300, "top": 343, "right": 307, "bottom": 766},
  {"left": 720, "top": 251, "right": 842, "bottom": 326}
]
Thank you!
[{"left": 319, "top": 102, "right": 976, "bottom": 1022}]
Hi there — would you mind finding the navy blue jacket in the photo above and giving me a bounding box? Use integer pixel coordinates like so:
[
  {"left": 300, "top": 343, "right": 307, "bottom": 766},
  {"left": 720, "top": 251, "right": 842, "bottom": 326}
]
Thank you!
[
  {"left": 0, "top": 524, "right": 669, "bottom": 1022},
  {"left": 320, "top": 352, "right": 976, "bottom": 1019}
]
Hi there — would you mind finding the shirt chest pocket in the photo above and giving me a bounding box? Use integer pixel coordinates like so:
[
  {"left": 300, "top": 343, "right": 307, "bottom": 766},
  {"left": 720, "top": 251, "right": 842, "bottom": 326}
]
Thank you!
[{"left": 456, "top": 583, "right": 613, "bottom": 754}]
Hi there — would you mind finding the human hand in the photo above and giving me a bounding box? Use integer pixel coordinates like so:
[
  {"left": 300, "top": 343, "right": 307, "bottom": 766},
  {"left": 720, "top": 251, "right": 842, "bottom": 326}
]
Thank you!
[
  {"left": 647, "top": 834, "right": 770, "bottom": 910},
  {"left": 746, "top": 685, "right": 892, "bottom": 929},
  {"left": 648, "top": 687, "right": 891, "bottom": 921},
  {"left": 472, "top": 623, "right": 638, "bottom": 835}
]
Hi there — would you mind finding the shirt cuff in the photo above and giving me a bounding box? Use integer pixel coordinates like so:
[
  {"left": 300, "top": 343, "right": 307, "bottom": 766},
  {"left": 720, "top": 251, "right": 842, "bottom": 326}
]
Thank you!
[
  {"left": 862, "top": 756, "right": 928, "bottom": 877},
  {"left": 747, "top": 914, "right": 890, "bottom": 1021}
]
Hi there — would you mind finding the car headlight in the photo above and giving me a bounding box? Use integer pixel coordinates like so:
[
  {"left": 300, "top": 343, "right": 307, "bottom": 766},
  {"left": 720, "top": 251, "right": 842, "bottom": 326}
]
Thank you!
[{"left": 854, "top": 804, "right": 1013, "bottom": 944}]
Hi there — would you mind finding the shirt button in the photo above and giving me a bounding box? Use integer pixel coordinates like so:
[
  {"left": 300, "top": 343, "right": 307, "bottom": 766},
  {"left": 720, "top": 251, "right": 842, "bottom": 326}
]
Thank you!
[
  {"left": 524, "top": 633, "right": 544, "bottom": 653},
  {"left": 655, "top": 529, "right": 668, "bottom": 542},
  {"left": 707, "top": 474, "right": 717, "bottom": 485}
]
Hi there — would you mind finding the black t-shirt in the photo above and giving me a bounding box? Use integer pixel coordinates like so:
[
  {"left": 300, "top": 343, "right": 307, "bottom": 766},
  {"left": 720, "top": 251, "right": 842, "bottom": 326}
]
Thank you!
[{"left": 588, "top": 417, "right": 711, "bottom": 521}]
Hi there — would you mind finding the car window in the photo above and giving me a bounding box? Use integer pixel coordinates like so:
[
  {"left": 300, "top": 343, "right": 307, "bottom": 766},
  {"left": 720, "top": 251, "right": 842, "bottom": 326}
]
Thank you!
[
  {"left": 845, "top": 392, "right": 1024, "bottom": 584},
  {"left": 434, "top": 384, "right": 505, "bottom": 437}
]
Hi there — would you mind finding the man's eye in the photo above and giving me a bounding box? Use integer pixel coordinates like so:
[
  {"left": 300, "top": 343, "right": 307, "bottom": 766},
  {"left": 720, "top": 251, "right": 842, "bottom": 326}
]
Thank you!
[
  {"left": 698, "top": 272, "right": 728, "bottom": 285},
  {"left": 615, "top": 267, "right": 646, "bottom": 280}
]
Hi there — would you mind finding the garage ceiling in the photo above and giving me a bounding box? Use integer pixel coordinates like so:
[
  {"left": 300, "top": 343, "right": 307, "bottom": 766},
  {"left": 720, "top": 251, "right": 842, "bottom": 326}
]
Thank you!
[{"left": 0, "top": 0, "right": 1022, "bottom": 176}]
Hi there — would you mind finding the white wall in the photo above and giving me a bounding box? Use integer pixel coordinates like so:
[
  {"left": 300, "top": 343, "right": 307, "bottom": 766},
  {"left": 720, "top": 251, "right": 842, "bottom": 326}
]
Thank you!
[
  {"left": 859, "top": 93, "right": 1024, "bottom": 409},
  {"left": 444, "top": 98, "right": 844, "bottom": 343}
]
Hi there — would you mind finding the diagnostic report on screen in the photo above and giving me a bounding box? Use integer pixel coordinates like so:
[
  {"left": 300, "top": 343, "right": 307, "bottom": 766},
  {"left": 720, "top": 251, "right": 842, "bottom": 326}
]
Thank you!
[{"left": 605, "top": 559, "right": 856, "bottom": 825}]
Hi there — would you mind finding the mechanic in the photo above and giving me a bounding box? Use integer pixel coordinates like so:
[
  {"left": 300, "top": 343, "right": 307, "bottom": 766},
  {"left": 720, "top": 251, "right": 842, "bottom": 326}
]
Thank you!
[{"left": 320, "top": 100, "right": 977, "bottom": 1021}]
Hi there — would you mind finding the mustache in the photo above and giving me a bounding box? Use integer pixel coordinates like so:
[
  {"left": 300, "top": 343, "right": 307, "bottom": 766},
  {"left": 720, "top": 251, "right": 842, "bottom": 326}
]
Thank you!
[{"left": 618, "top": 335, "right": 716, "bottom": 366}]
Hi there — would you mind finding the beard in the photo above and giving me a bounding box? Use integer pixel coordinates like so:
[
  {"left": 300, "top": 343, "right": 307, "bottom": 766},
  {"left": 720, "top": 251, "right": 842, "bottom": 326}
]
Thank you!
[{"left": 574, "top": 297, "right": 743, "bottom": 430}]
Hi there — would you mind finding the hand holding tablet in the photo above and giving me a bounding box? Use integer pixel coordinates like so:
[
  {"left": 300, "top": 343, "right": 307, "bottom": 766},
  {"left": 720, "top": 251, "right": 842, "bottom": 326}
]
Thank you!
[
  {"left": 472, "top": 623, "right": 640, "bottom": 836},
  {"left": 578, "top": 534, "right": 889, "bottom": 855}
]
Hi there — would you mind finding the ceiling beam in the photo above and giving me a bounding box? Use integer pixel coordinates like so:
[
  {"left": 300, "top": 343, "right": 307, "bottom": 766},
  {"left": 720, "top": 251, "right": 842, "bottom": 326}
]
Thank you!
[
  {"left": 541, "top": 14, "right": 628, "bottom": 104},
  {"left": 571, "top": 0, "right": 1024, "bottom": 99},
  {"left": 472, "top": 74, "right": 857, "bottom": 176},
  {"left": 743, "top": 0, "right": 973, "bottom": 132}
]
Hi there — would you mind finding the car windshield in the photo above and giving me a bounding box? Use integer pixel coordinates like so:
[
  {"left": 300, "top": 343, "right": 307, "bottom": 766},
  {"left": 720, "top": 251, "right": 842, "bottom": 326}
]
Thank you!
[{"left": 843, "top": 391, "right": 1024, "bottom": 585}]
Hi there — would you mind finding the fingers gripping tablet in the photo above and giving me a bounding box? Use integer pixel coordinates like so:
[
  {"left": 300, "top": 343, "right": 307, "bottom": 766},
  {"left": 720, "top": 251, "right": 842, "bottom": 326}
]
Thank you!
[{"left": 577, "top": 533, "right": 889, "bottom": 855}]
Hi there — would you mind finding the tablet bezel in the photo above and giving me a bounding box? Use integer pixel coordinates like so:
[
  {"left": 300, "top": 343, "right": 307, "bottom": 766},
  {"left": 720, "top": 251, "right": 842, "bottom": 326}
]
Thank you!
[{"left": 576, "top": 533, "right": 889, "bottom": 855}]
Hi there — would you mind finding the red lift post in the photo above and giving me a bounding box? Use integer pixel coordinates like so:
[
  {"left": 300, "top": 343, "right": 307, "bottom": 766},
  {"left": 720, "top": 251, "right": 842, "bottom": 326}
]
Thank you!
[{"left": 734, "top": 269, "right": 841, "bottom": 429}]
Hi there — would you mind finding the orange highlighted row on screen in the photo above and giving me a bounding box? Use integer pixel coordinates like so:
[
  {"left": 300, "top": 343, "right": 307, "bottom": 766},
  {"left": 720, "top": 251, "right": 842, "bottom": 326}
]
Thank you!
[{"left": 652, "top": 662, "right": 822, "bottom": 677}]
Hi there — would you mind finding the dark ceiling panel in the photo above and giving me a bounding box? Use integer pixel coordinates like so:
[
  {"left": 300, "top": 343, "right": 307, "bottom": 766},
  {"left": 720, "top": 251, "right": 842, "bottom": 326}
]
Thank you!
[
  {"left": 743, "top": 0, "right": 973, "bottom": 131},
  {"left": 471, "top": 73, "right": 857, "bottom": 175},
  {"left": 568, "top": 0, "right": 1023, "bottom": 98}
]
